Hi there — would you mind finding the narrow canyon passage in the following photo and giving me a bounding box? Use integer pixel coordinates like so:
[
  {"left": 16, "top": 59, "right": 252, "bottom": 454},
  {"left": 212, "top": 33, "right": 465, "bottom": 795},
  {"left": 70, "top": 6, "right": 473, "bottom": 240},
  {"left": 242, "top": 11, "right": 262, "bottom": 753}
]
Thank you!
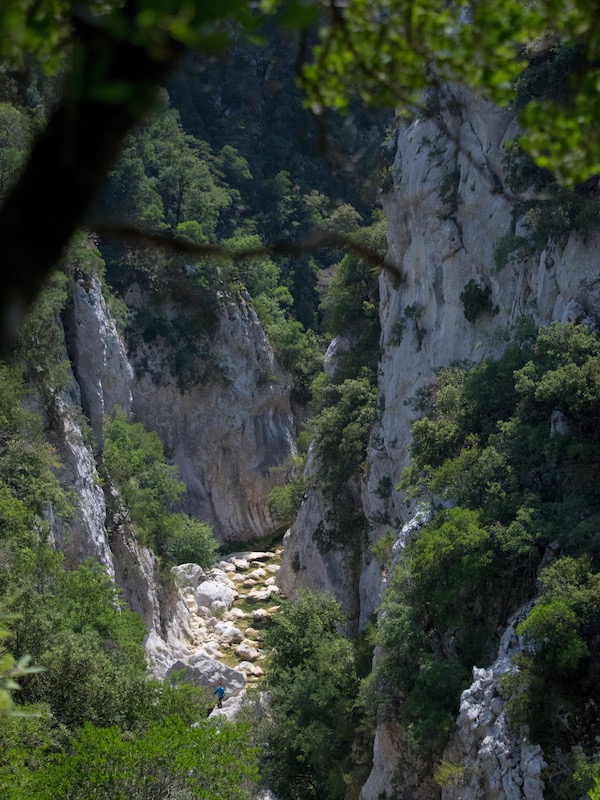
[{"left": 170, "top": 544, "right": 285, "bottom": 716}]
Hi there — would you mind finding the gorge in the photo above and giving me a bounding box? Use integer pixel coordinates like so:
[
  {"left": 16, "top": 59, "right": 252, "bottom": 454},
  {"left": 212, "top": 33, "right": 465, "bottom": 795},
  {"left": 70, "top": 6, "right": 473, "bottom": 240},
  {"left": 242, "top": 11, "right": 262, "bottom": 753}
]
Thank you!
[{"left": 1, "top": 6, "right": 600, "bottom": 800}]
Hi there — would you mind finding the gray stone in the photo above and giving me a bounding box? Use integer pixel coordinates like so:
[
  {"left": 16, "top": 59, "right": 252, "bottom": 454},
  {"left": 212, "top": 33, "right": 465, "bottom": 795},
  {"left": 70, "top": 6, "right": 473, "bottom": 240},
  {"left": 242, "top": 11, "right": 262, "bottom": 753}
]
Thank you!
[
  {"left": 235, "top": 643, "right": 260, "bottom": 661},
  {"left": 166, "top": 656, "right": 246, "bottom": 696},
  {"left": 195, "top": 580, "right": 236, "bottom": 610},
  {"left": 214, "top": 622, "right": 244, "bottom": 644},
  {"left": 172, "top": 563, "right": 206, "bottom": 589}
]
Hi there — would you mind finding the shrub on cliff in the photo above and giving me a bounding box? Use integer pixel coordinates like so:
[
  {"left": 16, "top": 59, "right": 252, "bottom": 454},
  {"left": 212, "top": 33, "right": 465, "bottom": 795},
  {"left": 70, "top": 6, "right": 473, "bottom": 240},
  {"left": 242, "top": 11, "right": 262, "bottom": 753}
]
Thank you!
[
  {"left": 378, "top": 321, "right": 600, "bottom": 775},
  {"left": 103, "top": 408, "right": 218, "bottom": 567}
]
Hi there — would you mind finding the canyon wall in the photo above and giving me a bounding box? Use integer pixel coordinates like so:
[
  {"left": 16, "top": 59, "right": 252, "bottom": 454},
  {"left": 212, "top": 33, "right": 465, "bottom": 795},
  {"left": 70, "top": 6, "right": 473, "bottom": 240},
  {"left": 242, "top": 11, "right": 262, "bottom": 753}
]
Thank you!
[
  {"left": 54, "top": 273, "right": 296, "bottom": 673},
  {"left": 278, "top": 85, "right": 600, "bottom": 799},
  {"left": 65, "top": 278, "right": 296, "bottom": 544}
]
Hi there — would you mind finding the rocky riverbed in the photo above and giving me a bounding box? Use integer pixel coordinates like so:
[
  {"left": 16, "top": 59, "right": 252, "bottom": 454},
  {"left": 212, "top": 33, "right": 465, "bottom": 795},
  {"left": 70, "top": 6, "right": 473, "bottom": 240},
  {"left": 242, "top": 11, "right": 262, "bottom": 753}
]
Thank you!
[{"left": 167, "top": 547, "right": 283, "bottom": 718}]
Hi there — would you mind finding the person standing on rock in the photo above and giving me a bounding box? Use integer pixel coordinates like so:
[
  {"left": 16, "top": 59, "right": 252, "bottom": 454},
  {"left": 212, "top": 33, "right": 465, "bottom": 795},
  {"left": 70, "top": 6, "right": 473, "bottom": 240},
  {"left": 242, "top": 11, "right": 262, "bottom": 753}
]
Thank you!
[{"left": 213, "top": 683, "right": 225, "bottom": 708}]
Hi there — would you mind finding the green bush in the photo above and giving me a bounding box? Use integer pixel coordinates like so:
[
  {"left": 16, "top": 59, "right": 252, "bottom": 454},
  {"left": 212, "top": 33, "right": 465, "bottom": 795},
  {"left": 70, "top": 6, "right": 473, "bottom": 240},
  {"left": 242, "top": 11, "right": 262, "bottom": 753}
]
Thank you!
[
  {"left": 383, "top": 322, "right": 600, "bottom": 770},
  {"left": 103, "top": 408, "right": 217, "bottom": 566},
  {"left": 320, "top": 220, "right": 384, "bottom": 379},
  {"left": 267, "top": 463, "right": 306, "bottom": 525},
  {"left": 311, "top": 374, "right": 377, "bottom": 491},
  {"left": 257, "top": 590, "right": 359, "bottom": 800},
  {"left": 167, "top": 513, "right": 218, "bottom": 568},
  {"left": 460, "top": 279, "right": 496, "bottom": 322},
  {"left": 103, "top": 408, "right": 184, "bottom": 555},
  {"left": 26, "top": 717, "right": 258, "bottom": 800},
  {"left": 434, "top": 760, "right": 466, "bottom": 788}
]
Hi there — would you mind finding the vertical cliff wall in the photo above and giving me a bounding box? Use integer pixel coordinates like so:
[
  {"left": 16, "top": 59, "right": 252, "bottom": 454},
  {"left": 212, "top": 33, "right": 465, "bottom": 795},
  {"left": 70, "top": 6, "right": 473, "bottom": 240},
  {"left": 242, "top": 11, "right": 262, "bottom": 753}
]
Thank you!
[
  {"left": 49, "top": 270, "right": 297, "bottom": 678},
  {"left": 65, "top": 277, "right": 297, "bottom": 544},
  {"left": 278, "top": 85, "right": 600, "bottom": 799},
  {"left": 127, "top": 290, "right": 297, "bottom": 544},
  {"left": 359, "top": 87, "right": 600, "bottom": 800},
  {"left": 364, "top": 85, "right": 599, "bottom": 549}
]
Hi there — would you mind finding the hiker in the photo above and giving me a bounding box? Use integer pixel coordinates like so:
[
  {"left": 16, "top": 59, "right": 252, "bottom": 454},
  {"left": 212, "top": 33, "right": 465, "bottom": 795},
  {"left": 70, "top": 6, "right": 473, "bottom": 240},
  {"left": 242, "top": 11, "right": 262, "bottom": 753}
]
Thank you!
[{"left": 213, "top": 683, "right": 225, "bottom": 708}]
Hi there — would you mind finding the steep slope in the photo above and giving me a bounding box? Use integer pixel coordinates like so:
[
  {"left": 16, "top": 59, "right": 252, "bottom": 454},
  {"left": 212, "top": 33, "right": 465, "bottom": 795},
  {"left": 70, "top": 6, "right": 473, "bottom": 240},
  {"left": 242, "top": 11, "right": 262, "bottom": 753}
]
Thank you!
[
  {"left": 65, "top": 274, "right": 296, "bottom": 544},
  {"left": 50, "top": 269, "right": 297, "bottom": 675},
  {"left": 279, "top": 84, "right": 600, "bottom": 799}
]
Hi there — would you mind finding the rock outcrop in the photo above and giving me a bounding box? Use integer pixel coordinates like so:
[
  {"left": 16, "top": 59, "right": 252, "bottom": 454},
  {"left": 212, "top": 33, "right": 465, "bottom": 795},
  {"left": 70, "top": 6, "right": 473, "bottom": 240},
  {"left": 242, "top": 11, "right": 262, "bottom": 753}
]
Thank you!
[
  {"left": 276, "top": 489, "right": 355, "bottom": 615},
  {"left": 64, "top": 272, "right": 296, "bottom": 544},
  {"left": 64, "top": 276, "right": 133, "bottom": 447},
  {"left": 441, "top": 604, "right": 545, "bottom": 800},
  {"left": 128, "top": 290, "right": 297, "bottom": 543},
  {"left": 50, "top": 396, "right": 115, "bottom": 575},
  {"left": 358, "top": 86, "right": 600, "bottom": 799},
  {"left": 366, "top": 85, "right": 600, "bottom": 546}
]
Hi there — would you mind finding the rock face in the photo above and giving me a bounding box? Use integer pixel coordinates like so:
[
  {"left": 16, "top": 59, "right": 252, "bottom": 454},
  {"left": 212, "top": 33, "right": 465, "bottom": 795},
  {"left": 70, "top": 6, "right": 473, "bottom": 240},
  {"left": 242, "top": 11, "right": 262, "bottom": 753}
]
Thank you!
[
  {"left": 276, "top": 491, "right": 347, "bottom": 597},
  {"left": 50, "top": 396, "right": 115, "bottom": 576},
  {"left": 276, "top": 447, "right": 361, "bottom": 627},
  {"left": 65, "top": 273, "right": 296, "bottom": 543},
  {"left": 357, "top": 87, "right": 600, "bottom": 799},
  {"left": 366, "top": 85, "right": 600, "bottom": 545},
  {"left": 129, "top": 291, "right": 297, "bottom": 543},
  {"left": 441, "top": 604, "right": 545, "bottom": 800},
  {"left": 276, "top": 86, "right": 600, "bottom": 799},
  {"left": 360, "top": 718, "right": 439, "bottom": 800},
  {"left": 64, "top": 276, "right": 134, "bottom": 446}
]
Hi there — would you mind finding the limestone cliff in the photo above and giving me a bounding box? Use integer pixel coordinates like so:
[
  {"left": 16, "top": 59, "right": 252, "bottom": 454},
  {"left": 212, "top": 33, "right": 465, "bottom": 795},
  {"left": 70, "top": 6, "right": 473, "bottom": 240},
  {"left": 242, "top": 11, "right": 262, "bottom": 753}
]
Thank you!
[
  {"left": 279, "top": 85, "right": 600, "bottom": 799},
  {"left": 365, "top": 85, "right": 599, "bottom": 547},
  {"left": 359, "top": 86, "right": 599, "bottom": 800},
  {"left": 276, "top": 443, "right": 361, "bottom": 626},
  {"left": 127, "top": 289, "right": 297, "bottom": 544},
  {"left": 441, "top": 602, "right": 545, "bottom": 800},
  {"left": 47, "top": 270, "right": 296, "bottom": 678},
  {"left": 65, "top": 276, "right": 296, "bottom": 544}
]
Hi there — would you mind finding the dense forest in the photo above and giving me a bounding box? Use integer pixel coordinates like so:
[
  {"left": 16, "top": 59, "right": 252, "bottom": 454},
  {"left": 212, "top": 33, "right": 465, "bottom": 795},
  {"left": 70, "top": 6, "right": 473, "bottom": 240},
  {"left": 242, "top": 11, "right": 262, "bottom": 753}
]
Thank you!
[{"left": 1, "top": 1, "right": 600, "bottom": 799}]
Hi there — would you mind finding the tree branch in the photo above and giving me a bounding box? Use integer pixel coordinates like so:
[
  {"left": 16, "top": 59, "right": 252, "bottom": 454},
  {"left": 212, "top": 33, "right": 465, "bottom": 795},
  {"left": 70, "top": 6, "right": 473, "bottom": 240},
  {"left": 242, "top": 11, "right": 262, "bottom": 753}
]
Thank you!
[
  {"left": 91, "top": 219, "right": 404, "bottom": 283},
  {"left": 0, "top": 18, "right": 184, "bottom": 355}
]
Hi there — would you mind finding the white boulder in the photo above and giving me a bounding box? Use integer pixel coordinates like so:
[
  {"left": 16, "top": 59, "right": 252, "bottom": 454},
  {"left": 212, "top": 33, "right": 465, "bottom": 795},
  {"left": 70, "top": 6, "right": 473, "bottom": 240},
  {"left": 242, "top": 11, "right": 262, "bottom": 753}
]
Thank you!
[{"left": 195, "top": 579, "right": 237, "bottom": 610}]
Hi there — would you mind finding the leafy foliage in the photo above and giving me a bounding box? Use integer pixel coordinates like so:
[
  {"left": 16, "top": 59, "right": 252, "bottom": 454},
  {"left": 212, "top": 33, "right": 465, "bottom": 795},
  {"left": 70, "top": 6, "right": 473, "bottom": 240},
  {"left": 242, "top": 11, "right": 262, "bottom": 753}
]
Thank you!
[
  {"left": 27, "top": 717, "right": 258, "bottom": 800},
  {"left": 257, "top": 590, "right": 359, "bottom": 800},
  {"left": 5, "top": 559, "right": 148, "bottom": 731},
  {"left": 301, "top": 0, "right": 600, "bottom": 186},
  {"left": 0, "top": 619, "right": 42, "bottom": 716},
  {"left": 0, "top": 373, "right": 244, "bottom": 794},
  {"left": 320, "top": 219, "right": 384, "bottom": 379},
  {"left": 0, "top": 101, "right": 31, "bottom": 199},
  {"left": 377, "top": 322, "right": 600, "bottom": 773},
  {"left": 103, "top": 408, "right": 217, "bottom": 566},
  {"left": 167, "top": 513, "right": 218, "bottom": 567},
  {"left": 0, "top": 362, "right": 73, "bottom": 555},
  {"left": 266, "top": 455, "right": 306, "bottom": 525},
  {"left": 103, "top": 408, "right": 184, "bottom": 553},
  {"left": 253, "top": 286, "right": 321, "bottom": 401},
  {"left": 499, "top": 136, "right": 600, "bottom": 267},
  {"left": 14, "top": 270, "right": 71, "bottom": 399},
  {"left": 311, "top": 374, "right": 377, "bottom": 491},
  {"left": 460, "top": 279, "right": 496, "bottom": 323}
]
